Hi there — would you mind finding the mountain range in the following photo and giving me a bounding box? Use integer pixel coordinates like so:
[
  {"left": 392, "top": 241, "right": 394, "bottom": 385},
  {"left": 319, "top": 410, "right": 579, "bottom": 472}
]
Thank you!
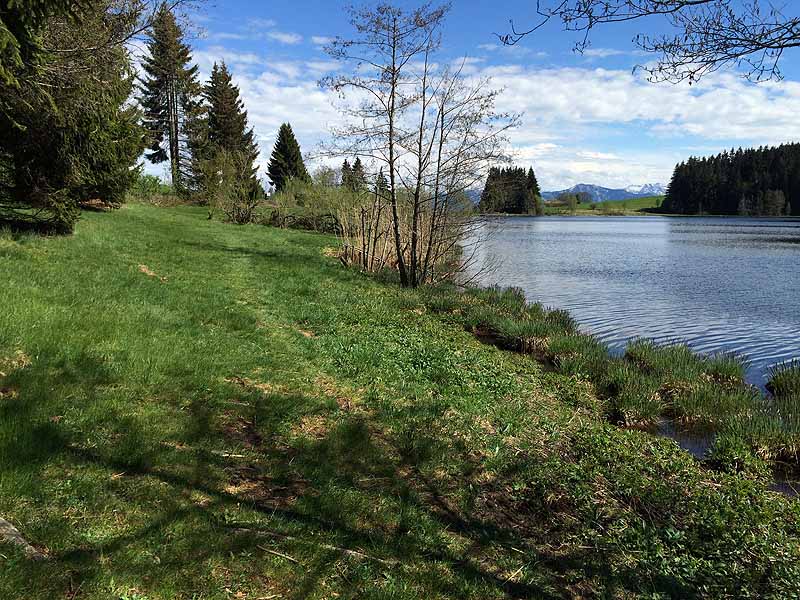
[{"left": 541, "top": 183, "right": 666, "bottom": 203}]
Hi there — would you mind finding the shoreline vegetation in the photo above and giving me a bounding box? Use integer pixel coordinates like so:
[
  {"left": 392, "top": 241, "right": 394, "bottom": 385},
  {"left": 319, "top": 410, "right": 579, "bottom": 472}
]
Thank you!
[{"left": 2, "top": 202, "right": 800, "bottom": 598}]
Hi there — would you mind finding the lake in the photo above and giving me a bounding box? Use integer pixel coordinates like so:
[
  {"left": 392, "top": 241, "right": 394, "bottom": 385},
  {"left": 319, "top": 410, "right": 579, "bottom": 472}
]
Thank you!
[{"left": 469, "top": 216, "right": 800, "bottom": 388}]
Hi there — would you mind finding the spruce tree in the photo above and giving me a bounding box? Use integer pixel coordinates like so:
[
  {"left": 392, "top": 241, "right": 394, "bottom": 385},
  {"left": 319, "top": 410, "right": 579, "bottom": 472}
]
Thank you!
[
  {"left": 341, "top": 159, "right": 353, "bottom": 190},
  {"left": 352, "top": 157, "right": 367, "bottom": 191},
  {"left": 267, "top": 123, "right": 309, "bottom": 192},
  {"left": 0, "top": 1, "right": 144, "bottom": 232},
  {"left": 526, "top": 167, "right": 541, "bottom": 198},
  {"left": 139, "top": 5, "right": 201, "bottom": 191},
  {"left": 200, "top": 62, "right": 259, "bottom": 190}
]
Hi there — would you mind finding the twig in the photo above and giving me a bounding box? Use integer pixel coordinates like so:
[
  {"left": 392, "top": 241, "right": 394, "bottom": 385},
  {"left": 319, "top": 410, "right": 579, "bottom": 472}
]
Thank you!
[
  {"left": 503, "top": 564, "right": 526, "bottom": 584},
  {"left": 257, "top": 545, "right": 300, "bottom": 564},
  {"left": 235, "top": 528, "right": 397, "bottom": 565}
]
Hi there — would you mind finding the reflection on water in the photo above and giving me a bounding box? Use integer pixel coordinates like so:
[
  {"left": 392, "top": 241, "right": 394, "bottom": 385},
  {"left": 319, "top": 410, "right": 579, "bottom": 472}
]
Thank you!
[{"left": 470, "top": 216, "right": 800, "bottom": 388}]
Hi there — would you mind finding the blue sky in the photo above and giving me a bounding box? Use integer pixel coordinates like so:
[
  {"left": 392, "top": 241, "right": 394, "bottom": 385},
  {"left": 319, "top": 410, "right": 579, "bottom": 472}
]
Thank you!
[{"left": 151, "top": 0, "right": 800, "bottom": 190}]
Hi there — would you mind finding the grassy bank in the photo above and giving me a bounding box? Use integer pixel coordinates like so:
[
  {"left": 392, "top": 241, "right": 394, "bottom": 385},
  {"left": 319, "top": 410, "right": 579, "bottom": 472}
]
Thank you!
[
  {"left": 1, "top": 203, "right": 800, "bottom": 599},
  {"left": 421, "top": 285, "right": 800, "bottom": 474},
  {"left": 544, "top": 196, "right": 665, "bottom": 216}
]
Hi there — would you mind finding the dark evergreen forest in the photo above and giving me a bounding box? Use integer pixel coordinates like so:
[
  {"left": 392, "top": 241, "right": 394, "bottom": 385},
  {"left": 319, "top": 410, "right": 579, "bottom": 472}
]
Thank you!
[
  {"left": 479, "top": 166, "right": 542, "bottom": 214},
  {"left": 664, "top": 144, "right": 800, "bottom": 216}
]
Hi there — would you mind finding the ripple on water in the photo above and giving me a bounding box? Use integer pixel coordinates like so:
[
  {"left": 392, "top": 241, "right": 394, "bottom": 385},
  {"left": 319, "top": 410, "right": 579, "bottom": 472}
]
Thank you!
[{"left": 470, "top": 216, "right": 800, "bottom": 388}]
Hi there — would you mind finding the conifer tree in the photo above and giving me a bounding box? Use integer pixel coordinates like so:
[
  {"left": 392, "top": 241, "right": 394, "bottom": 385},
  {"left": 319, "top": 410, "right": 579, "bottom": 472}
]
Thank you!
[
  {"left": 352, "top": 157, "right": 367, "bottom": 192},
  {"left": 526, "top": 167, "right": 541, "bottom": 198},
  {"left": 267, "top": 122, "right": 309, "bottom": 192},
  {"left": 0, "top": 1, "right": 144, "bottom": 232},
  {"left": 375, "top": 169, "right": 388, "bottom": 196},
  {"left": 341, "top": 159, "right": 353, "bottom": 190},
  {"left": 140, "top": 5, "right": 201, "bottom": 191},
  {"left": 199, "top": 62, "right": 259, "bottom": 191}
]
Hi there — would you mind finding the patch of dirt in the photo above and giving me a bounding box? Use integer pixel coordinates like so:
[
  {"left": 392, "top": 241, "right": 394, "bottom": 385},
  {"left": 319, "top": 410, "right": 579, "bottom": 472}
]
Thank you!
[
  {"left": 225, "top": 375, "right": 276, "bottom": 395},
  {"left": 138, "top": 264, "right": 168, "bottom": 282},
  {"left": 224, "top": 465, "right": 311, "bottom": 509},
  {"left": 314, "top": 374, "right": 361, "bottom": 412},
  {"left": 298, "top": 329, "right": 315, "bottom": 338},
  {"left": 221, "top": 413, "right": 264, "bottom": 449},
  {"left": 0, "top": 387, "right": 18, "bottom": 400},
  {"left": 0, "top": 350, "right": 32, "bottom": 377},
  {"left": 79, "top": 198, "right": 116, "bottom": 212},
  {"left": 290, "top": 414, "right": 331, "bottom": 440}
]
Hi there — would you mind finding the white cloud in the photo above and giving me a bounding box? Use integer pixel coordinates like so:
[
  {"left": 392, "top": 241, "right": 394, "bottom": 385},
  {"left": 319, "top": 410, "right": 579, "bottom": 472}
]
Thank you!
[
  {"left": 249, "top": 18, "right": 277, "bottom": 30},
  {"left": 478, "top": 43, "right": 548, "bottom": 58},
  {"left": 150, "top": 39, "right": 800, "bottom": 189},
  {"left": 208, "top": 32, "right": 250, "bottom": 42},
  {"left": 267, "top": 31, "right": 303, "bottom": 45},
  {"left": 483, "top": 66, "right": 800, "bottom": 144},
  {"left": 193, "top": 47, "right": 264, "bottom": 73},
  {"left": 473, "top": 65, "right": 800, "bottom": 187},
  {"left": 312, "top": 36, "right": 333, "bottom": 46},
  {"left": 576, "top": 151, "right": 622, "bottom": 160},
  {"left": 581, "top": 48, "right": 627, "bottom": 58}
]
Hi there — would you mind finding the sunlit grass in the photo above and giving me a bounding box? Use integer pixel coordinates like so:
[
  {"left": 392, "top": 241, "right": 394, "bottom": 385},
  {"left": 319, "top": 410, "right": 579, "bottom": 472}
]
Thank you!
[{"left": 2, "top": 203, "right": 800, "bottom": 598}]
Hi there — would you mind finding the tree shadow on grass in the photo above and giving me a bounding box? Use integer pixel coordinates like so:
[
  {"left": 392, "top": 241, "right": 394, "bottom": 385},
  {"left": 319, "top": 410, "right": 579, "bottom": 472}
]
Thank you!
[{"left": 3, "top": 363, "right": 697, "bottom": 599}]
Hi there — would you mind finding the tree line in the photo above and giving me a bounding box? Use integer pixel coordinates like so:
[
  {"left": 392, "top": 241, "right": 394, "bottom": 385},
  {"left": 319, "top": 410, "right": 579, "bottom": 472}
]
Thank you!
[
  {"left": 663, "top": 144, "right": 800, "bottom": 216},
  {"left": 0, "top": 1, "right": 311, "bottom": 232},
  {"left": 479, "top": 166, "right": 543, "bottom": 214}
]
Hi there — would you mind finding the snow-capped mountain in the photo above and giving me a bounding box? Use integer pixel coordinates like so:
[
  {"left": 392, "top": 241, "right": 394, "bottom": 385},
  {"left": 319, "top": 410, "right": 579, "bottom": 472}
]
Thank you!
[
  {"left": 542, "top": 183, "right": 666, "bottom": 203},
  {"left": 624, "top": 183, "right": 667, "bottom": 196}
]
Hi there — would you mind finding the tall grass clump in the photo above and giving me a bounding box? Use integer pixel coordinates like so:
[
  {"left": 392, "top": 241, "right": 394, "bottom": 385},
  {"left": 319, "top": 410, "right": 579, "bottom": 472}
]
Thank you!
[
  {"left": 547, "top": 333, "right": 609, "bottom": 379},
  {"left": 625, "top": 339, "right": 706, "bottom": 380},
  {"left": 465, "top": 285, "right": 528, "bottom": 317},
  {"left": 767, "top": 360, "right": 800, "bottom": 398},
  {"left": 601, "top": 360, "right": 664, "bottom": 425},
  {"left": 670, "top": 382, "right": 759, "bottom": 425},
  {"left": 720, "top": 394, "right": 800, "bottom": 464}
]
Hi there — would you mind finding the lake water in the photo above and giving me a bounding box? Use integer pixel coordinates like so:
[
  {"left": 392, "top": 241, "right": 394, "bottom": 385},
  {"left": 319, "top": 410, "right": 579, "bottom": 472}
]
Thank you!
[{"left": 469, "top": 216, "right": 800, "bottom": 388}]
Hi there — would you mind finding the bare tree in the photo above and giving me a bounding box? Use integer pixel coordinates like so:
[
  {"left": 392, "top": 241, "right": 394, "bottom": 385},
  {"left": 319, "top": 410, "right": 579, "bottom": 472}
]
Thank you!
[
  {"left": 502, "top": 1, "right": 800, "bottom": 83},
  {"left": 322, "top": 2, "right": 517, "bottom": 287},
  {"left": 321, "top": 2, "right": 449, "bottom": 286}
]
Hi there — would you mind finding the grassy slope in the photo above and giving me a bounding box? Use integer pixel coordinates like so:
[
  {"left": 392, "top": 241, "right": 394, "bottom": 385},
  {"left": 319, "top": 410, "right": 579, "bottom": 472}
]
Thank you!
[
  {"left": 599, "top": 195, "right": 664, "bottom": 211},
  {"left": 1, "top": 203, "right": 799, "bottom": 599},
  {"left": 545, "top": 196, "right": 665, "bottom": 216}
]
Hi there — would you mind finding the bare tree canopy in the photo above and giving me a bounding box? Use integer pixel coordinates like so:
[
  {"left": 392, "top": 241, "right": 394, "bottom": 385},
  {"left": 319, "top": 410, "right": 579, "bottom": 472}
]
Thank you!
[
  {"left": 320, "top": 2, "right": 518, "bottom": 287},
  {"left": 502, "top": 1, "right": 800, "bottom": 83}
]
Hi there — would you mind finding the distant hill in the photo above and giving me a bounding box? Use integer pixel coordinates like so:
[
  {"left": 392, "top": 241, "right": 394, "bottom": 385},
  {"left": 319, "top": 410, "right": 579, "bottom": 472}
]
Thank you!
[{"left": 542, "top": 183, "right": 666, "bottom": 203}]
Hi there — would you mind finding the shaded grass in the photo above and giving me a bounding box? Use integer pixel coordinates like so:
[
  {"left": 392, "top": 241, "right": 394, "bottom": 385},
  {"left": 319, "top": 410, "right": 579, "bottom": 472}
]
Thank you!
[{"left": 0, "top": 204, "right": 799, "bottom": 598}]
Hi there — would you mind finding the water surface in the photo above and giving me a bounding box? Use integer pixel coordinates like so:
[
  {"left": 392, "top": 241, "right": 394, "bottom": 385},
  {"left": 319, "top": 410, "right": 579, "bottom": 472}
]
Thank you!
[{"left": 470, "top": 216, "right": 800, "bottom": 387}]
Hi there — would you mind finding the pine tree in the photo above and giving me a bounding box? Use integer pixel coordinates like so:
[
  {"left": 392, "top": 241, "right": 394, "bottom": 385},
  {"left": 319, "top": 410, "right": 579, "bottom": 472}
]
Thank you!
[
  {"left": 0, "top": 1, "right": 144, "bottom": 232},
  {"left": 139, "top": 5, "right": 201, "bottom": 191},
  {"left": 526, "top": 167, "right": 541, "bottom": 198},
  {"left": 352, "top": 157, "right": 367, "bottom": 191},
  {"left": 0, "top": 0, "right": 81, "bottom": 87},
  {"left": 267, "top": 123, "right": 309, "bottom": 192},
  {"left": 341, "top": 159, "right": 353, "bottom": 190},
  {"left": 375, "top": 168, "right": 388, "bottom": 197},
  {"left": 199, "top": 62, "right": 259, "bottom": 191}
]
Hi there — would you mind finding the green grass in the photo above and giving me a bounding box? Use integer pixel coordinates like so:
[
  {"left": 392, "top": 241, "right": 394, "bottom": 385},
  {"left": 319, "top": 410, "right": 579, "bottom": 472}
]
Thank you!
[
  {"left": 1, "top": 203, "right": 800, "bottom": 598},
  {"left": 596, "top": 195, "right": 665, "bottom": 212},
  {"left": 768, "top": 360, "right": 800, "bottom": 398},
  {"left": 544, "top": 195, "right": 665, "bottom": 216}
]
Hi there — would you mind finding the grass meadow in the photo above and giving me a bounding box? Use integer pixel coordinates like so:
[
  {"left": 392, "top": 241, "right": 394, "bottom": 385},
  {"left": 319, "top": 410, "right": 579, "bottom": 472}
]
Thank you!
[{"left": 1, "top": 203, "right": 799, "bottom": 599}]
